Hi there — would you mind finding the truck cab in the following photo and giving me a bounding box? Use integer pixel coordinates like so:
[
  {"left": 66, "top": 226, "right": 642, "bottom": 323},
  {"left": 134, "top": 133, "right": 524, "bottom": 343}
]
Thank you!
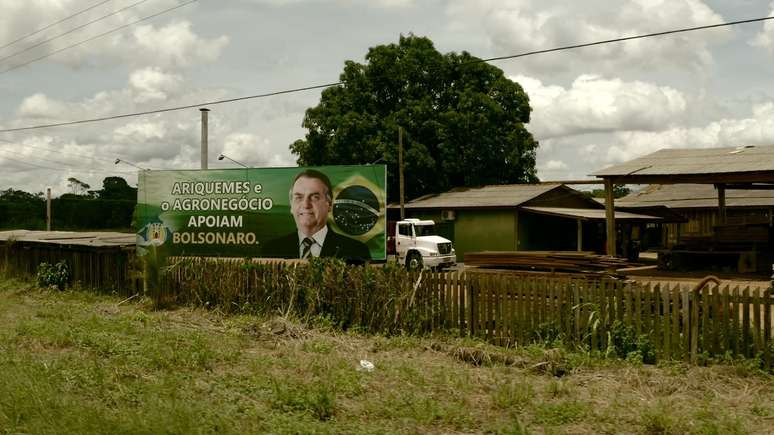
[{"left": 388, "top": 218, "right": 456, "bottom": 270}]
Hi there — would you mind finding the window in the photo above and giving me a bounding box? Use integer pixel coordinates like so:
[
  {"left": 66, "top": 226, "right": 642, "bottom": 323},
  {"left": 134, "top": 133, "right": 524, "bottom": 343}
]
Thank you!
[
  {"left": 414, "top": 224, "right": 436, "bottom": 237},
  {"left": 398, "top": 224, "right": 411, "bottom": 236}
]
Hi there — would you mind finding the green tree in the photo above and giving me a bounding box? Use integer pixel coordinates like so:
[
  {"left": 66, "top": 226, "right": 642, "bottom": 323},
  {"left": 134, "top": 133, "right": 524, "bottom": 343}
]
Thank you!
[
  {"left": 589, "top": 185, "right": 631, "bottom": 199},
  {"left": 97, "top": 176, "right": 137, "bottom": 200},
  {"left": 66, "top": 177, "right": 90, "bottom": 195},
  {"left": 290, "top": 35, "right": 539, "bottom": 202}
]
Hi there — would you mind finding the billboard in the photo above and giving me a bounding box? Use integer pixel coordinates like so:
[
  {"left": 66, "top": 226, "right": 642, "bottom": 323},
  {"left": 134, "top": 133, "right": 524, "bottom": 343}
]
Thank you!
[{"left": 136, "top": 165, "right": 387, "bottom": 261}]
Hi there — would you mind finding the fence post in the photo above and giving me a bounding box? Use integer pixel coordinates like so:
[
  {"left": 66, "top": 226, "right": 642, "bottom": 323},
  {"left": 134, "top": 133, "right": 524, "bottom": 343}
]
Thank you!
[
  {"left": 469, "top": 273, "right": 477, "bottom": 337},
  {"left": 690, "top": 287, "right": 701, "bottom": 364},
  {"left": 765, "top": 287, "right": 772, "bottom": 370}
]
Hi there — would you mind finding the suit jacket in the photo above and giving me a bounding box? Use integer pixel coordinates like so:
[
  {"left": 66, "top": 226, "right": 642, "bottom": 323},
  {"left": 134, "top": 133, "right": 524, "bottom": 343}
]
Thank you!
[{"left": 262, "top": 227, "right": 371, "bottom": 260}]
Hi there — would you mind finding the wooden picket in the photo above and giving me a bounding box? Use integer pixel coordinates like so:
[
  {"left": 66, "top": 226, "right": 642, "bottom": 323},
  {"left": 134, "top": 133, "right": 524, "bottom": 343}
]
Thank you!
[{"left": 414, "top": 270, "right": 773, "bottom": 368}]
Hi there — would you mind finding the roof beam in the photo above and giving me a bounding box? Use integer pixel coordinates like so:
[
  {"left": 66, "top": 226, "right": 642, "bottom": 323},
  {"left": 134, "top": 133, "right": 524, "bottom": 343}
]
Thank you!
[{"left": 599, "top": 172, "right": 774, "bottom": 185}]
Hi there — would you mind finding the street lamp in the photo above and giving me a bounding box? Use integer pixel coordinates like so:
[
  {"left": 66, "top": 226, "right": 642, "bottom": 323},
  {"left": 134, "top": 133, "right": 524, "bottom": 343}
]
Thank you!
[
  {"left": 217, "top": 154, "right": 248, "bottom": 168},
  {"left": 114, "top": 158, "right": 147, "bottom": 170}
]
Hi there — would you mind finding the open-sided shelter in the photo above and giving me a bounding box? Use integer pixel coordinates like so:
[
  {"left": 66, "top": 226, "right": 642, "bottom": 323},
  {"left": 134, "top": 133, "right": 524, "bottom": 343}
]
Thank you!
[{"left": 593, "top": 145, "right": 774, "bottom": 269}]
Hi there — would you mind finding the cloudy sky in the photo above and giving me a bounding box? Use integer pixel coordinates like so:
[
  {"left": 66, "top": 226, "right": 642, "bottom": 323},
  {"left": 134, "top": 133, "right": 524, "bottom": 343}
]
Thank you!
[{"left": 1, "top": 0, "right": 774, "bottom": 196}]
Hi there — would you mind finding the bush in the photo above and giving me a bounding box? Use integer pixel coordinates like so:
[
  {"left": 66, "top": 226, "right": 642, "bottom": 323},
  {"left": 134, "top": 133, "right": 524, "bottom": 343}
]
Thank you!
[
  {"left": 608, "top": 321, "right": 656, "bottom": 364},
  {"left": 36, "top": 261, "right": 70, "bottom": 290}
]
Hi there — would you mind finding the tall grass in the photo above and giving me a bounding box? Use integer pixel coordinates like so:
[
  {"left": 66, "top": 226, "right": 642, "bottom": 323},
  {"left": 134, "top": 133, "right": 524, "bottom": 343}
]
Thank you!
[{"left": 159, "top": 258, "right": 432, "bottom": 335}]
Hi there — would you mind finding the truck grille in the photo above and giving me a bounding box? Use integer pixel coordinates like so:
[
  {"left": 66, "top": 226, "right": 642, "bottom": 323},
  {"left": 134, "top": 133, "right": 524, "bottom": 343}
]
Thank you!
[{"left": 437, "top": 242, "right": 452, "bottom": 255}]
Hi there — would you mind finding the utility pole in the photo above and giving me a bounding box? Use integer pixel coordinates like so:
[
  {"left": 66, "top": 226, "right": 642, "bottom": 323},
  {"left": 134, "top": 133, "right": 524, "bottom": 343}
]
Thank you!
[
  {"left": 200, "top": 108, "right": 210, "bottom": 169},
  {"left": 399, "top": 126, "right": 405, "bottom": 220},
  {"left": 46, "top": 188, "right": 51, "bottom": 231}
]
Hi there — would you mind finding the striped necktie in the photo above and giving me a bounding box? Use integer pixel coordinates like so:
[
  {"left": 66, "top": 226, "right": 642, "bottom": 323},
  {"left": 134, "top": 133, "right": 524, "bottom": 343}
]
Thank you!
[{"left": 301, "top": 237, "right": 314, "bottom": 259}]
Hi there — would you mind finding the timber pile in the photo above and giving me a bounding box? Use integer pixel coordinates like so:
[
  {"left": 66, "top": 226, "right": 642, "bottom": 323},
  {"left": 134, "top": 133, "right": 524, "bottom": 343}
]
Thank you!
[{"left": 465, "top": 251, "right": 635, "bottom": 275}]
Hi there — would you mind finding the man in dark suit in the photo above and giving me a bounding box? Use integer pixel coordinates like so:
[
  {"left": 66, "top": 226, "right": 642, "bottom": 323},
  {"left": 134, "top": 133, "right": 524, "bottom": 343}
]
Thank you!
[{"left": 263, "top": 169, "right": 371, "bottom": 260}]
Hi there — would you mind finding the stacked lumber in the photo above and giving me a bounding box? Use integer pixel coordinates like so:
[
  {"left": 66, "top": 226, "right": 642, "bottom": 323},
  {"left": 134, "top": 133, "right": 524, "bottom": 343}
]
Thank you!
[{"left": 464, "top": 251, "right": 634, "bottom": 274}]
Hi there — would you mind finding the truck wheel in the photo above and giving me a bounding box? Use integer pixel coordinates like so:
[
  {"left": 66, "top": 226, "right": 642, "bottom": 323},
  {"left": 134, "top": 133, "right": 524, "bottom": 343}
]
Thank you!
[{"left": 406, "top": 252, "right": 423, "bottom": 271}]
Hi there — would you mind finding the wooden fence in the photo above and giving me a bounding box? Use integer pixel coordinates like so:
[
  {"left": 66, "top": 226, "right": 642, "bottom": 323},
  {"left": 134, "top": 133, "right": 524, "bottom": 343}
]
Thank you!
[
  {"left": 421, "top": 271, "right": 772, "bottom": 367},
  {"left": 157, "top": 260, "right": 773, "bottom": 367},
  {"left": 2, "top": 246, "right": 771, "bottom": 367},
  {"left": 0, "top": 240, "right": 140, "bottom": 295}
]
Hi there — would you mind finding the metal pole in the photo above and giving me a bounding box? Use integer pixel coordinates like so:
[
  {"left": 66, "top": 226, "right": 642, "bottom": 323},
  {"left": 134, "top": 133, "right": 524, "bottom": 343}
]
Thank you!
[
  {"left": 46, "top": 188, "right": 51, "bottom": 231},
  {"left": 200, "top": 108, "right": 210, "bottom": 169},
  {"left": 399, "top": 126, "right": 405, "bottom": 220}
]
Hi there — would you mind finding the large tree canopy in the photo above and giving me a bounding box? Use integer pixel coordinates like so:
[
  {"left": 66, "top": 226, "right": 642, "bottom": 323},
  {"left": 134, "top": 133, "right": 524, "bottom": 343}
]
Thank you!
[{"left": 290, "top": 35, "right": 539, "bottom": 202}]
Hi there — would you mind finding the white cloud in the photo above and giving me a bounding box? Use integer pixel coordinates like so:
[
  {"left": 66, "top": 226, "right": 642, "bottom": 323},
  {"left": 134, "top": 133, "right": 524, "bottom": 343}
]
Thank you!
[
  {"left": 750, "top": 3, "right": 774, "bottom": 54},
  {"left": 514, "top": 74, "right": 687, "bottom": 139},
  {"left": 541, "top": 159, "right": 568, "bottom": 170},
  {"left": 129, "top": 67, "right": 182, "bottom": 103},
  {"left": 447, "top": 0, "right": 729, "bottom": 74},
  {"left": 247, "top": 0, "right": 415, "bottom": 7},
  {"left": 131, "top": 21, "right": 229, "bottom": 69},
  {"left": 219, "top": 132, "right": 294, "bottom": 167},
  {"left": 605, "top": 101, "right": 774, "bottom": 163},
  {"left": 17, "top": 90, "right": 119, "bottom": 121},
  {"left": 0, "top": 0, "right": 228, "bottom": 72}
]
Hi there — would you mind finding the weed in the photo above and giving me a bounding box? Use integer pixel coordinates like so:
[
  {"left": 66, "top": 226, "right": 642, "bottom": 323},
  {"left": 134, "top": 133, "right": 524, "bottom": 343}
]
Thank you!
[
  {"left": 491, "top": 380, "right": 534, "bottom": 410},
  {"left": 35, "top": 260, "right": 70, "bottom": 290},
  {"left": 608, "top": 321, "right": 657, "bottom": 364},
  {"left": 640, "top": 402, "right": 680, "bottom": 435},
  {"left": 533, "top": 400, "right": 587, "bottom": 425},
  {"left": 302, "top": 338, "right": 335, "bottom": 354},
  {"left": 546, "top": 379, "right": 573, "bottom": 398},
  {"left": 269, "top": 380, "right": 337, "bottom": 421},
  {"left": 750, "top": 404, "right": 772, "bottom": 417},
  {"left": 486, "top": 418, "right": 532, "bottom": 435}
]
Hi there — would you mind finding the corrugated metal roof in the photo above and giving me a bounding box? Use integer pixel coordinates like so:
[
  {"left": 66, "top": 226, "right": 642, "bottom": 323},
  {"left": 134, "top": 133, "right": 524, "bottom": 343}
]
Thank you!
[
  {"left": 592, "top": 145, "right": 774, "bottom": 177},
  {"left": 396, "top": 183, "right": 563, "bottom": 209},
  {"left": 0, "top": 230, "right": 135, "bottom": 247},
  {"left": 617, "top": 184, "right": 774, "bottom": 208},
  {"left": 521, "top": 207, "right": 662, "bottom": 221}
]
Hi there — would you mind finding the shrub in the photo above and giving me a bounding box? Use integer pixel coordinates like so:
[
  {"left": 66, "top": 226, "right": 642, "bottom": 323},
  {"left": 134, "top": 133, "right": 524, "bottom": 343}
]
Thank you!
[
  {"left": 36, "top": 260, "right": 70, "bottom": 290},
  {"left": 608, "top": 321, "right": 656, "bottom": 364}
]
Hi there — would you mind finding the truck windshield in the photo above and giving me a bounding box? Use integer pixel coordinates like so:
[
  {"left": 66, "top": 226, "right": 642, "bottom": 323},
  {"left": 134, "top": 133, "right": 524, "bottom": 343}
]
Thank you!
[{"left": 413, "top": 224, "right": 436, "bottom": 237}]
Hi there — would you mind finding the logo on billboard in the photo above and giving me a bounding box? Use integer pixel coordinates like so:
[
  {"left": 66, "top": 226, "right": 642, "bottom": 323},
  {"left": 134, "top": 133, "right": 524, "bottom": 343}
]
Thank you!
[{"left": 138, "top": 222, "right": 171, "bottom": 247}]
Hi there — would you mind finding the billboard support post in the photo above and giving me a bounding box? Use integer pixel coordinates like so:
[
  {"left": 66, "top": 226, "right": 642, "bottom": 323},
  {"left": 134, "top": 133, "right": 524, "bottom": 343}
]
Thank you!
[{"left": 200, "top": 108, "right": 210, "bottom": 170}]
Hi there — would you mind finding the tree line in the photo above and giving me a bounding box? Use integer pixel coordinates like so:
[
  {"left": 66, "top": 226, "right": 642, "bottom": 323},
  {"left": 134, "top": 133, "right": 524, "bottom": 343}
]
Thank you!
[{"left": 0, "top": 176, "right": 137, "bottom": 231}]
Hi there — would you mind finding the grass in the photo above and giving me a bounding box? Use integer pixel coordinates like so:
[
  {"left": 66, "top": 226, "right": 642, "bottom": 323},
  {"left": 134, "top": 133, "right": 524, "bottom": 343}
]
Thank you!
[{"left": 1, "top": 278, "right": 774, "bottom": 434}]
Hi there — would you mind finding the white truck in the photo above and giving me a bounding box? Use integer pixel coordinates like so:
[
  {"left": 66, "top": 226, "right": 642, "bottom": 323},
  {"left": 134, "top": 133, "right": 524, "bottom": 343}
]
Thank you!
[{"left": 388, "top": 218, "right": 456, "bottom": 270}]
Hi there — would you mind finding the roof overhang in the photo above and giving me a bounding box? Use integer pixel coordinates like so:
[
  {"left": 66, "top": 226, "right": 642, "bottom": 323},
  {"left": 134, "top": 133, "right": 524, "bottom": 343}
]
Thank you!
[{"left": 520, "top": 206, "right": 663, "bottom": 222}]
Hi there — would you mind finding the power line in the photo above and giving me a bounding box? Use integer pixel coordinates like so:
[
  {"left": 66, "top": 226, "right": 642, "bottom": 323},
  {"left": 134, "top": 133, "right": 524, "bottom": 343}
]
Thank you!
[
  {"left": 0, "top": 82, "right": 339, "bottom": 133},
  {"left": 0, "top": 0, "right": 151, "bottom": 66},
  {"left": 479, "top": 15, "right": 774, "bottom": 64},
  {"left": 1, "top": 14, "right": 773, "bottom": 134},
  {"left": 0, "top": 147, "right": 122, "bottom": 172},
  {"left": 0, "top": 138, "right": 117, "bottom": 164},
  {"left": 0, "top": 150, "right": 134, "bottom": 174},
  {"left": 0, "top": 0, "right": 198, "bottom": 76},
  {"left": 0, "top": 0, "right": 113, "bottom": 51}
]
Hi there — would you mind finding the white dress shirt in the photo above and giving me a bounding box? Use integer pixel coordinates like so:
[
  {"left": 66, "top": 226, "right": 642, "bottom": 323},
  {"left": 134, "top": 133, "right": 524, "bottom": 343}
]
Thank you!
[{"left": 298, "top": 226, "right": 328, "bottom": 258}]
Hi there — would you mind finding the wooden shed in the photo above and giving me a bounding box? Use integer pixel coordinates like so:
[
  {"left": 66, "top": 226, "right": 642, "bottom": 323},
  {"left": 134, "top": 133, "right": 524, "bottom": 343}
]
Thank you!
[
  {"left": 618, "top": 184, "right": 774, "bottom": 248},
  {"left": 389, "top": 183, "right": 661, "bottom": 261},
  {"left": 0, "top": 230, "right": 138, "bottom": 293}
]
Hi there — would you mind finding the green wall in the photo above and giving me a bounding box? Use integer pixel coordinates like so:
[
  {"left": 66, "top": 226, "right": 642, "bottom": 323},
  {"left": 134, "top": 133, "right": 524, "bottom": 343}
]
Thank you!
[
  {"left": 410, "top": 209, "right": 516, "bottom": 261},
  {"left": 455, "top": 210, "right": 515, "bottom": 261}
]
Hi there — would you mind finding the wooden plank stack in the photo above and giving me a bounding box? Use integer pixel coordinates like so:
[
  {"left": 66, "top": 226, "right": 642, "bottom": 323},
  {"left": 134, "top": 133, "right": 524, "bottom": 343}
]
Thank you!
[{"left": 464, "top": 251, "right": 635, "bottom": 275}]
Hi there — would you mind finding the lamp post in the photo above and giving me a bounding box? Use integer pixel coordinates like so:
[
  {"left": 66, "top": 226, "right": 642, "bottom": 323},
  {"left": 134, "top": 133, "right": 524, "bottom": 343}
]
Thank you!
[
  {"left": 114, "top": 158, "right": 147, "bottom": 170},
  {"left": 217, "top": 154, "right": 248, "bottom": 168}
]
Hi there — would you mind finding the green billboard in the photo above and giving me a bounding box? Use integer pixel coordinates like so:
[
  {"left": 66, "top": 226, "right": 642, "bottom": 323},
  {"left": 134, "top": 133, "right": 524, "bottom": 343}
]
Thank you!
[{"left": 136, "top": 165, "right": 386, "bottom": 261}]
